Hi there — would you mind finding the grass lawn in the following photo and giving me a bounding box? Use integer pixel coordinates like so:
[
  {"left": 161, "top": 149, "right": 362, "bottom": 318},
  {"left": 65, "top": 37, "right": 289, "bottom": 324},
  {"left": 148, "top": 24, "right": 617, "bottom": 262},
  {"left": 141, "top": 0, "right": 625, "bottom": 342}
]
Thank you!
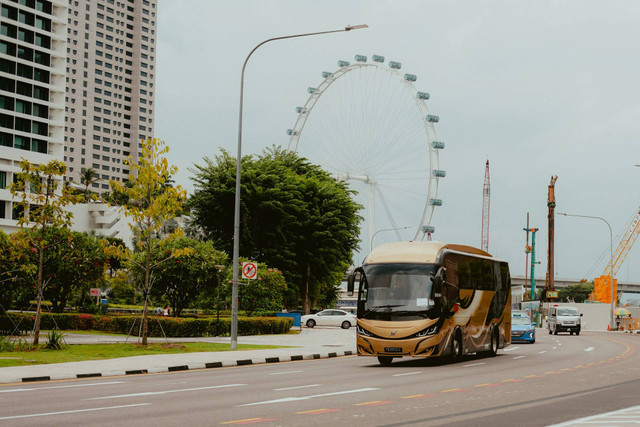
[{"left": 0, "top": 342, "right": 285, "bottom": 368}]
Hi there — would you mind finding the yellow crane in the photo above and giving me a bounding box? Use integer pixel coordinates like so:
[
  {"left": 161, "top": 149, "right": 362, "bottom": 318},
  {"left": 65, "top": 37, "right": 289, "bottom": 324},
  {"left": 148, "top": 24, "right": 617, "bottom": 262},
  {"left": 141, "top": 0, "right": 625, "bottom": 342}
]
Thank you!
[{"left": 591, "top": 207, "right": 640, "bottom": 303}]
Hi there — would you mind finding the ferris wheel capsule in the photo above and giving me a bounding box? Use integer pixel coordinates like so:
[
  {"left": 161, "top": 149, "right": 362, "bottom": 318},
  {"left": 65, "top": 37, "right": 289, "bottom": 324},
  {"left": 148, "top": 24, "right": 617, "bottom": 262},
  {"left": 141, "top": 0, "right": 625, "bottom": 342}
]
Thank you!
[
  {"left": 429, "top": 199, "right": 443, "bottom": 206},
  {"left": 417, "top": 92, "right": 430, "bottom": 100},
  {"left": 307, "top": 87, "right": 317, "bottom": 94},
  {"left": 321, "top": 71, "right": 334, "bottom": 79},
  {"left": 422, "top": 225, "right": 435, "bottom": 234},
  {"left": 338, "top": 60, "right": 350, "bottom": 67},
  {"left": 295, "top": 107, "right": 307, "bottom": 114},
  {"left": 432, "top": 141, "right": 445, "bottom": 149},
  {"left": 432, "top": 170, "right": 446, "bottom": 178},
  {"left": 372, "top": 54, "right": 385, "bottom": 63},
  {"left": 404, "top": 74, "right": 417, "bottom": 82},
  {"left": 426, "top": 114, "right": 439, "bottom": 123},
  {"left": 389, "top": 61, "right": 402, "bottom": 69},
  {"left": 355, "top": 54, "right": 367, "bottom": 62}
]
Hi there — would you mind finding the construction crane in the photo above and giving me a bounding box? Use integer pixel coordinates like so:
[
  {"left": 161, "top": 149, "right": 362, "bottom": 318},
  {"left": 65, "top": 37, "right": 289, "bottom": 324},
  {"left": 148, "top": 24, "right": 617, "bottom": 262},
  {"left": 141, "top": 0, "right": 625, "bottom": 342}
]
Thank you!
[
  {"left": 481, "top": 160, "right": 490, "bottom": 252},
  {"left": 591, "top": 207, "right": 640, "bottom": 303},
  {"left": 544, "top": 176, "right": 558, "bottom": 301}
]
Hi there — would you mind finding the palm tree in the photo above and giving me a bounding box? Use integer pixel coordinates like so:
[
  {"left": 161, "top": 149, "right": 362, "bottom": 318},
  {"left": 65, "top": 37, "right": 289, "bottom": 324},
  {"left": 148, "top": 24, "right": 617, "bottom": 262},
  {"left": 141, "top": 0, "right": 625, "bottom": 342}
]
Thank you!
[{"left": 80, "top": 167, "right": 100, "bottom": 198}]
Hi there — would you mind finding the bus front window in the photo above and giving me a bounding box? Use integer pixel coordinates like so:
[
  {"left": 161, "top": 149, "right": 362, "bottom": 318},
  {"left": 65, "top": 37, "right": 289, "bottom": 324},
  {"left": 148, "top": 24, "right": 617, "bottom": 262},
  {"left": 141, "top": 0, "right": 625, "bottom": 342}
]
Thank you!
[{"left": 359, "top": 263, "right": 439, "bottom": 321}]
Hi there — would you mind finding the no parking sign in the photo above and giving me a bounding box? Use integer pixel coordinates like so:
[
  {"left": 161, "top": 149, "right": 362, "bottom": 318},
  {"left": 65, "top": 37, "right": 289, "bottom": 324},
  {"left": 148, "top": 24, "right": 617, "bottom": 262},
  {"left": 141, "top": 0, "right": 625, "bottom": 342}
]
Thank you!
[{"left": 241, "top": 262, "right": 258, "bottom": 280}]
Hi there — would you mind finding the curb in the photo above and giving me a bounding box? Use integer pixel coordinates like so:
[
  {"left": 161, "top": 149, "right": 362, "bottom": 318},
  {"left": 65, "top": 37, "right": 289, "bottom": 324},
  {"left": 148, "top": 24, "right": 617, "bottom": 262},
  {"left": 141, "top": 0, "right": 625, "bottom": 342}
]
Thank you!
[{"left": 4, "top": 350, "right": 354, "bottom": 385}]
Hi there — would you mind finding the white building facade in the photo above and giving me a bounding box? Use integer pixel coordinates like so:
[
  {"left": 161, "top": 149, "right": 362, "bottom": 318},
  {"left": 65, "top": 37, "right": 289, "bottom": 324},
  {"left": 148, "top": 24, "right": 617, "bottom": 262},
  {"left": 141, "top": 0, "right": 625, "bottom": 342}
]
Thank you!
[{"left": 0, "top": 0, "right": 67, "bottom": 233}]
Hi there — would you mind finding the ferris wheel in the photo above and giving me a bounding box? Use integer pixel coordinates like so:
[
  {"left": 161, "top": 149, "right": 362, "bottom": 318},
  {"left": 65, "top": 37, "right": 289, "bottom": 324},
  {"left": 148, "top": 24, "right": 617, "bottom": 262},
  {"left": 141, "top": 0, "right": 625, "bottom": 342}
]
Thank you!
[{"left": 287, "top": 54, "right": 445, "bottom": 257}]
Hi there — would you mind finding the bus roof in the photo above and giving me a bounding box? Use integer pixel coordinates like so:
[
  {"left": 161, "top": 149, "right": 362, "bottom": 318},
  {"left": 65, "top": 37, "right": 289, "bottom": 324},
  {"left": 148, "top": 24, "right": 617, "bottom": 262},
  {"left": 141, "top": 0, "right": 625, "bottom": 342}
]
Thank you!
[{"left": 363, "top": 241, "right": 492, "bottom": 265}]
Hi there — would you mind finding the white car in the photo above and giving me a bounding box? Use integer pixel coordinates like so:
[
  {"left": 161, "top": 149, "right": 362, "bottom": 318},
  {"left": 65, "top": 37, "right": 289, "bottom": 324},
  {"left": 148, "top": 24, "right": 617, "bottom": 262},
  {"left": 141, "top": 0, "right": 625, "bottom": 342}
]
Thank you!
[{"left": 301, "top": 309, "right": 357, "bottom": 329}]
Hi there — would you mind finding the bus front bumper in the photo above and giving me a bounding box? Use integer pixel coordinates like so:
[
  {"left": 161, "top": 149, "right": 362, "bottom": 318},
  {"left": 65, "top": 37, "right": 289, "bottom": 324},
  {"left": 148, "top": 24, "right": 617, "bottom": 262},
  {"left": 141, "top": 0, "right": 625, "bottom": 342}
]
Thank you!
[{"left": 357, "top": 334, "right": 442, "bottom": 358}]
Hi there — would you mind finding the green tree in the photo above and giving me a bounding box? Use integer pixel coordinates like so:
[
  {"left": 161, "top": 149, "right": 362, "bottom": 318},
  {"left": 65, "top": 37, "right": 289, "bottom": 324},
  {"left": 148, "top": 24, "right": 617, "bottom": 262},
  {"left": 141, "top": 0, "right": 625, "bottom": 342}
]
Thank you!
[
  {"left": 559, "top": 281, "right": 594, "bottom": 303},
  {"left": 189, "top": 146, "right": 361, "bottom": 314},
  {"left": 10, "top": 159, "right": 84, "bottom": 344},
  {"left": 108, "top": 138, "right": 191, "bottom": 344},
  {"left": 80, "top": 167, "right": 100, "bottom": 199},
  {"left": 133, "top": 237, "right": 227, "bottom": 316},
  {"left": 237, "top": 262, "right": 287, "bottom": 316}
]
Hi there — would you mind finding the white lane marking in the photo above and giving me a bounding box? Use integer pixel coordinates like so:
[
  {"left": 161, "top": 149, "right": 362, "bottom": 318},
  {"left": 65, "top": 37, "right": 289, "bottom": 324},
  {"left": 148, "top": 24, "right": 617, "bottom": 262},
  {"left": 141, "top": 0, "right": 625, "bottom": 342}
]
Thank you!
[
  {"left": 239, "top": 388, "right": 379, "bottom": 407},
  {"left": 269, "top": 370, "right": 303, "bottom": 376},
  {"left": 503, "top": 346, "right": 520, "bottom": 352},
  {"left": 513, "top": 356, "right": 526, "bottom": 360},
  {"left": 584, "top": 347, "right": 595, "bottom": 352},
  {"left": 552, "top": 346, "right": 558, "bottom": 350},
  {"left": 0, "top": 381, "right": 124, "bottom": 393},
  {"left": 393, "top": 371, "right": 422, "bottom": 377},
  {"left": 549, "top": 404, "right": 640, "bottom": 426},
  {"left": 0, "top": 403, "right": 150, "bottom": 420},
  {"left": 463, "top": 363, "right": 486, "bottom": 368},
  {"left": 274, "top": 384, "right": 321, "bottom": 391},
  {"left": 539, "top": 351, "right": 547, "bottom": 354},
  {"left": 84, "top": 384, "right": 245, "bottom": 400}
]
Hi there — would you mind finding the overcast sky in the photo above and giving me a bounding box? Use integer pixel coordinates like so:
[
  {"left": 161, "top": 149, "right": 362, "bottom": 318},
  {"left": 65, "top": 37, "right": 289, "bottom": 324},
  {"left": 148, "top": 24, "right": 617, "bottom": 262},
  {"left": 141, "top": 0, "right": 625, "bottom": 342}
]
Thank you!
[{"left": 154, "top": 1, "right": 640, "bottom": 288}]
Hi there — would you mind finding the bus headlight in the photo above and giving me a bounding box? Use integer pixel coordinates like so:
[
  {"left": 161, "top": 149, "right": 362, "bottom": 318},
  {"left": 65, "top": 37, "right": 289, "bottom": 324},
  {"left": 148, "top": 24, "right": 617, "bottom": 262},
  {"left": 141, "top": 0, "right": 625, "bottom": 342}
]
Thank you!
[
  {"left": 412, "top": 324, "right": 439, "bottom": 338},
  {"left": 357, "top": 325, "right": 373, "bottom": 337}
]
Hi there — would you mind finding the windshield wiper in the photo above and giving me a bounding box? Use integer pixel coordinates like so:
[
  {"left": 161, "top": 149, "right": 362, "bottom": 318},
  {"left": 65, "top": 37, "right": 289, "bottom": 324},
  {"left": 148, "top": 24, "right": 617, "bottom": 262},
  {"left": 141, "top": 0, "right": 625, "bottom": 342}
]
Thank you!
[{"left": 362, "top": 304, "right": 403, "bottom": 317}]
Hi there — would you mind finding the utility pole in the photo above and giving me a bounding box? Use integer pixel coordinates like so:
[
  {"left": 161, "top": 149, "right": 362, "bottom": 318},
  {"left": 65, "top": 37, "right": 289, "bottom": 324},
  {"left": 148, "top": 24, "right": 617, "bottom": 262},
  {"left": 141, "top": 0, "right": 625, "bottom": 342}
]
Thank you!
[
  {"left": 545, "top": 176, "right": 558, "bottom": 302},
  {"left": 524, "top": 227, "right": 539, "bottom": 300},
  {"left": 524, "top": 213, "right": 530, "bottom": 294}
]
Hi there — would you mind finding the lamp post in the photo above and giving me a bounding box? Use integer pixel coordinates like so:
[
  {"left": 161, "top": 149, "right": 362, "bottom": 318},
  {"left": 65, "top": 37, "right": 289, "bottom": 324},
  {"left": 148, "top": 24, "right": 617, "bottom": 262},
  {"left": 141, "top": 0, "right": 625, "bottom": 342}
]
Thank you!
[
  {"left": 231, "top": 25, "right": 369, "bottom": 350},
  {"left": 557, "top": 212, "right": 614, "bottom": 331},
  {"left": 370, "top": 226, "right": 410, "bottom": 251}
]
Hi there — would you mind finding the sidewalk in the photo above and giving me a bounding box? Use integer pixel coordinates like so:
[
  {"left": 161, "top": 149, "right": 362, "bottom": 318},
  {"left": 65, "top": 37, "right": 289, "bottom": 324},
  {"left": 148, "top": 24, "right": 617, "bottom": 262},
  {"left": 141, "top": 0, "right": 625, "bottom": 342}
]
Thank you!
[{"left": 0, "top": 328, "right": 357, "bottom": 384}]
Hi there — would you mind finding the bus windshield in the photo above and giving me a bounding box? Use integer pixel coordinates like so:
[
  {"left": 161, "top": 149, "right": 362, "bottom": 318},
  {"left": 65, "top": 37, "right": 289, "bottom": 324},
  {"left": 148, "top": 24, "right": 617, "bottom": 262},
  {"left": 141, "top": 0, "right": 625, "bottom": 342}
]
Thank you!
[{"left": 359, "top": 263, "right": 439, "bottom": 321}]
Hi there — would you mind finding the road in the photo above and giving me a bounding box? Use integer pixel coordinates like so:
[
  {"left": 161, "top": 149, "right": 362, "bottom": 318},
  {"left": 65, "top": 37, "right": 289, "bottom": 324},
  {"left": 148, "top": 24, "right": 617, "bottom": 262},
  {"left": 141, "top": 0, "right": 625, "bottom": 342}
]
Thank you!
[{"left": 0, "top": 331, "right": 638, "bottom": 426}]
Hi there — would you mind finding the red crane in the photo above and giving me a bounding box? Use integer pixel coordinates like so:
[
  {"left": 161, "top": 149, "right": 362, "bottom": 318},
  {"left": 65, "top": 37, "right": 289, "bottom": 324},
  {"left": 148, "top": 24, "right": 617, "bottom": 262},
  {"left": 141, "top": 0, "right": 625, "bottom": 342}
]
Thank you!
[{"left": 481, "top": 160, "right": 490, "bottom": 252}]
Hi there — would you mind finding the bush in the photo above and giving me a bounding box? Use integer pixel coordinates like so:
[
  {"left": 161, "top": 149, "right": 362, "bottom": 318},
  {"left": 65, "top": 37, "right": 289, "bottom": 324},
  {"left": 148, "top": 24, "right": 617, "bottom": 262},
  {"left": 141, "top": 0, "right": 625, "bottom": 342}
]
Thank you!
[
  {"left": 0, "top": 313, "right": 293, "bottom": 337},
  {"left": 45, "top": 329, "right": 65, "bottom": 350}
]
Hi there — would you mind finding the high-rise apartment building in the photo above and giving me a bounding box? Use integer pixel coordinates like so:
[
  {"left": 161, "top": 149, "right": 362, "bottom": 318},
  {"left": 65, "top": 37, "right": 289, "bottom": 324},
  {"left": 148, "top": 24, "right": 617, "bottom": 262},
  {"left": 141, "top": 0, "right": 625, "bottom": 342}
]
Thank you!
[
  {"left": 0, "top": 0, "right": 67, "bottom": 232},
  {"left": 64, "top": 0, "right": 157, "bottom": 191}
]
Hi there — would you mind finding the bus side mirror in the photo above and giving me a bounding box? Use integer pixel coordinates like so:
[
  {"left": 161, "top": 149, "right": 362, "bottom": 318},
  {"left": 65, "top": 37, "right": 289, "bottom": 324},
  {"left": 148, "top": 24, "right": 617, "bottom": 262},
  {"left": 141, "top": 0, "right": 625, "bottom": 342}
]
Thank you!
[
  {"left": 347, "top": 274, "right": 355, "bottom": 297},
  {"left": 433, "top": 267, "right": 445, "bottom": 297}
]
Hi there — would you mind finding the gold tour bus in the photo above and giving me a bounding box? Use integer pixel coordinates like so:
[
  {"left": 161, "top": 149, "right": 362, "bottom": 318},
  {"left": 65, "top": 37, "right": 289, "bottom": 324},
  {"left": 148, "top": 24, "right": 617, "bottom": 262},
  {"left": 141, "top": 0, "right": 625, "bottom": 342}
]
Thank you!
[{"left": 347, "top": 241, "right": 511, "bottom": 366}]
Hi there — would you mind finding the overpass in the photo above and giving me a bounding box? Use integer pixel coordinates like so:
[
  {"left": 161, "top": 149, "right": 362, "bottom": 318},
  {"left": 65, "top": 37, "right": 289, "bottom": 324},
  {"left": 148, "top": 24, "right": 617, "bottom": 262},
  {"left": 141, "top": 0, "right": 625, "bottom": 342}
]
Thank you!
[{"left": 511, "top": 276, "right": 640, "bottom": 295}]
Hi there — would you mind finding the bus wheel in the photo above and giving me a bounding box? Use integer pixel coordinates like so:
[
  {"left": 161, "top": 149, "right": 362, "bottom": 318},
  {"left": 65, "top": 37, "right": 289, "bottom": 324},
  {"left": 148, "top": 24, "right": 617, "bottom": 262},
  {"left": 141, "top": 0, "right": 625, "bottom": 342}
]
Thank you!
[
  {"left": 378, "top": 356, "right": 393, "bottom": 366},
  {"left": 487, "top": 328, "right": 499, "bottom": 357},
  {"left": 450, "top": 331, "right": 463, "bottom": 361}
]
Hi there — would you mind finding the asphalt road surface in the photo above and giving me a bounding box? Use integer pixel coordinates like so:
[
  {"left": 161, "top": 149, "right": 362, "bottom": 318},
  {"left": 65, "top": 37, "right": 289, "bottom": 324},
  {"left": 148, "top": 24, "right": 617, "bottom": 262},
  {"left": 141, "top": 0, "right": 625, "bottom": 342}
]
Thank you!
[{"left": 0, "top": 331, "right": 638, "bottom": 426}]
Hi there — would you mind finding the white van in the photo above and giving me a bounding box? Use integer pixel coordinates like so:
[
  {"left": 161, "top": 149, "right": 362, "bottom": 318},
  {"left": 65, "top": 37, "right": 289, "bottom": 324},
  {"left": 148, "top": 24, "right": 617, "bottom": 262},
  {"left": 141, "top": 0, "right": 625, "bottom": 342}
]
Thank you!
[{"left": 547, "top": 306, "right": 582, "bottom": 335}]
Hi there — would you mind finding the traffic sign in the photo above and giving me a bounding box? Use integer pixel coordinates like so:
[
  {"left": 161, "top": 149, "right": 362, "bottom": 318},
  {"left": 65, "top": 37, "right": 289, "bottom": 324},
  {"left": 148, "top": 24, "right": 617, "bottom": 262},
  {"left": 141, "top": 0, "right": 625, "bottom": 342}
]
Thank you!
[
  {"left": 242, "top": 262, "right": 258, "bottom": 280},
  {"left": 546, "top": 290, "right": 559, "bottom": 299},
  {"left": 90, "top": 288, "right": 100, "bottom": 297}
]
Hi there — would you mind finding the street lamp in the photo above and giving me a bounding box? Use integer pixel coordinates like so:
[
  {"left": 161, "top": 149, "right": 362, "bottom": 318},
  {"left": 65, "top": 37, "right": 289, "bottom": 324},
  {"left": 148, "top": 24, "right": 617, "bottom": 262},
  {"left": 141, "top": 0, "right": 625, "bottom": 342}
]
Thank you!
[
  {"left": 231, "top": 24, "right": 369, "bottom": 350},
  {"left": 557, "top": 212, "right": 614, "bottom": 331},
  {"left": 370, "top": 226, "right": 411, "bottom": 251}
]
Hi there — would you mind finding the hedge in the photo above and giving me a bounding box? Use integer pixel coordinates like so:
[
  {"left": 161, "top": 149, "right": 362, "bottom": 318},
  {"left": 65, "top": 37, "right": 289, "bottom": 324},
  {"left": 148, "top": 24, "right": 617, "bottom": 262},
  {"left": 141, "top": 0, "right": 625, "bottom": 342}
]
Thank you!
[{"left": 0, "top": 313, "right": 293, "bottom": 337}]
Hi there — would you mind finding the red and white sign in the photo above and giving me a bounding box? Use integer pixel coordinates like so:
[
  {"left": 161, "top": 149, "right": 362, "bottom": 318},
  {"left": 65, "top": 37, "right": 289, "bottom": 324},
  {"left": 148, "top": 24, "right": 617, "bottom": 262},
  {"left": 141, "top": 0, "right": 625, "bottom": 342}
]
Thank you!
[
  {"left": 90, "top": 288, "right": 100, "bottom": 297},
  {"left": 241, "top": 262, "right": 258, "bottom": 280}
]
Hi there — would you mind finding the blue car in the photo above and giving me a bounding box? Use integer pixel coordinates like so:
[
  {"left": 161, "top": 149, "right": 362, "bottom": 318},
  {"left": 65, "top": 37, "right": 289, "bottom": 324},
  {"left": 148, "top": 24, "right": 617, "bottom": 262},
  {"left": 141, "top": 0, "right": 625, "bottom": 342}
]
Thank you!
[{"left": 511, "top": 314, "right": 536, "bottom": 343}]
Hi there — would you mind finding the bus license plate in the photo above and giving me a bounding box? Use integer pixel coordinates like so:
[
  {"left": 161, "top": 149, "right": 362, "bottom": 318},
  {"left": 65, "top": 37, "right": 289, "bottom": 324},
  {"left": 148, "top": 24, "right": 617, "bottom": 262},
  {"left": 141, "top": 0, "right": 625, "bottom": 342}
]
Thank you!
[{"left": 385, "top": 347, "right": 402, "bottom": 352}]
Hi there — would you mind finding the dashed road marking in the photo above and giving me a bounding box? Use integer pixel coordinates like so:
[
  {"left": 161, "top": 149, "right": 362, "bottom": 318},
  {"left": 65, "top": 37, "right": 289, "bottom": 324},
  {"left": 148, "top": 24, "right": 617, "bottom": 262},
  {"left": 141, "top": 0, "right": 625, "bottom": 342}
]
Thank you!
[
  {"left": 513, "top": 356, "right": 526, "bottom": 360},
  {"left": 269, "top": 370, "right": 303, "bottom": 376},
  {"left": 274, "top": 384, "right": 321, "bottom": 391},
  {"left": 393, "top": 371, "right": 422, "bottom": 377},
  {"left": 463, "top": 363, "right": 486, "bottom": 368}
]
